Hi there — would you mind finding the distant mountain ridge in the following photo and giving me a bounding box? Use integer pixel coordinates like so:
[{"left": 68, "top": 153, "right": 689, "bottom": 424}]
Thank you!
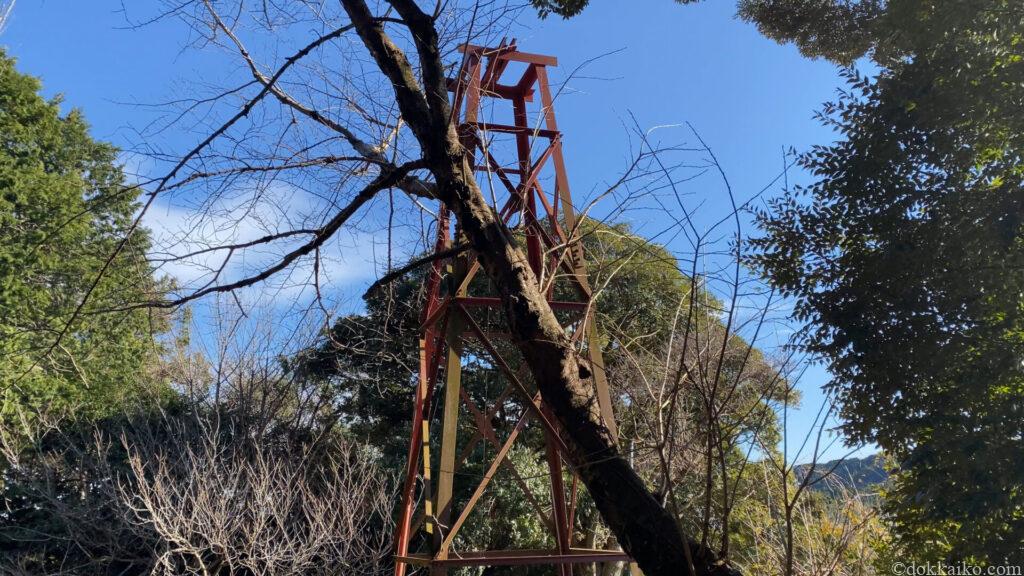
[{"left": 794, "top": 454, "right": 888, "bottom": 497}]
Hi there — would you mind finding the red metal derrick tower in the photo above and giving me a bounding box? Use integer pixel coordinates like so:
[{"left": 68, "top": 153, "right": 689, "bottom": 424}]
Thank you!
[{"left": 393, "top": 43, "right": 633, "bottom": 575}]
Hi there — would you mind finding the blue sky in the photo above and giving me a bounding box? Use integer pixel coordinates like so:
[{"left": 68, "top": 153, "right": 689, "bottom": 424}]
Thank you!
[{"left": 1, "top": 0, "right": 872, "bottom": 462}]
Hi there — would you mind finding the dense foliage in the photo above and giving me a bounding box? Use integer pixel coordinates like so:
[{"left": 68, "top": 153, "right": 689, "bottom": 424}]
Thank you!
[
  {"left": 0, "top": 50, "right": 166, "bottom": 440},
  {"left": 751, "top": 1, "right": 1024, "bottom": 563},
  {"left": 736, "top": 0, "right": 883, "bottom": 64}
]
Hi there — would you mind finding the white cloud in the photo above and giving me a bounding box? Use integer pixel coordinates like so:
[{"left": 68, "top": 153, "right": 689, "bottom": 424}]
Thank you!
[{"left": 143, "top": 181, "right": 388, "bottom": 306}]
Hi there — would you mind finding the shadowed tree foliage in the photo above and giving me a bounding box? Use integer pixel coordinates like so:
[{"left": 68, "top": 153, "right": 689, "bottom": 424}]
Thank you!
[
  {"left": 736, "top": 0, "right": 883, "bottom": 64},
  {"left": 751, "top": 1, "right": 1024, "bottom": 564}
]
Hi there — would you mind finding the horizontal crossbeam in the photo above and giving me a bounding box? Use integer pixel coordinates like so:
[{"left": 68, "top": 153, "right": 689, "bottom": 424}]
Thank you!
[
  {"left": 470, "top": 121, "right": 560, "bottom": 139},
  {"left": 456, "top": 296, "right": 587, "bottom": 311},
  {"left": 397, "top": 548, "right": 630, "bottom": 567},
  {"left": 445, "top": 77, "right": 532, "bottom": 101},
  {"left": 460, "top": 43, "right": 559, "bottom": 67}
]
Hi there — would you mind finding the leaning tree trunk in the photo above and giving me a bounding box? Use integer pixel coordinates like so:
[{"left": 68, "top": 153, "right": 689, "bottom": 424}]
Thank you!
[
  {"left": 432, "top": 133, "right": 734, "bottom": 576},
  {"left": 341, "top": 2, "right": 737, "bottom": 574}
]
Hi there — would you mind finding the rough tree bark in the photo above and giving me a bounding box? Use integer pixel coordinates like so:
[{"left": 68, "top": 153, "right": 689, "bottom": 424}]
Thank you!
[{"left": 339, "top": 1, "right": 738, "bottom": 575}]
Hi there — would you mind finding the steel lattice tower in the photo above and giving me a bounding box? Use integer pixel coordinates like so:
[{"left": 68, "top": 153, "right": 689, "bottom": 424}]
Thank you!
[{"left": 393, "top": 42, "right": 635, "bottom": 575}]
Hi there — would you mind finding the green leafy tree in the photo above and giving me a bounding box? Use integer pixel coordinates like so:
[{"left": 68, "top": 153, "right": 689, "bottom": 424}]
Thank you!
[
  {"left": 0, "top": 50, "right": 166, "bottom": 441},
  {"left": 298, "top": 220, "right": 790, "bottom": 568},
  {"left": 736, "top": 0, "right": 884, "bottom": 64},
  {"left": 751, "top": 2, "right": 1024, "bottom": 563},
  {"left": 535, "top": 0, "right": 1023, "bottom": 563},
  {"left": 528, "top": 0, "right": 912, "bottom": 67}
]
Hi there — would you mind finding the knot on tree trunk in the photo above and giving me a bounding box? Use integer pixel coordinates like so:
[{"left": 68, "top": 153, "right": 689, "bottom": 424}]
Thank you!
[{"left": 577, "top": 361, "right": 592, "bottom": 380}]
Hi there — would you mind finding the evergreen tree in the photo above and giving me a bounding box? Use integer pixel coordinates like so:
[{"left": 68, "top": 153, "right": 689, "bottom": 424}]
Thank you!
[
  {"left": 537, "top": 0, "right": 1024, "bottom": 561},
  {"left": 751, "top": 1, "right": 1024, "bottom": 563},
  {"left": 736, "top": 0, "right": 883, "bottom": 64},
  {"left": 0, "top": 50, "right": 166, "bottom": 441},
  {"left": 295, "top": 220, "right": 787, "bottom": 565}
]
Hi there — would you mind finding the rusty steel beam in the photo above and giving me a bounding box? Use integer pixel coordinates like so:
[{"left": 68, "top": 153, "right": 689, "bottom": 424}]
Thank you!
[
  {"left": 397, "top": 549, "right": 631, "bottom": 568},
  {"left": 471, "top": 121, "right": 560, "bottom": 139},
  {"left": 455, "top": 295, "right": 588, "bottom": 311},
  {"left": 446, "top": 78, "right": 533, "bottom": 101},
  {"left": 438, "top": 408, "right": 532, "bottom": 554},
  {"left": 460, "top": 43, "right": 559, "bottom": 67}
]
